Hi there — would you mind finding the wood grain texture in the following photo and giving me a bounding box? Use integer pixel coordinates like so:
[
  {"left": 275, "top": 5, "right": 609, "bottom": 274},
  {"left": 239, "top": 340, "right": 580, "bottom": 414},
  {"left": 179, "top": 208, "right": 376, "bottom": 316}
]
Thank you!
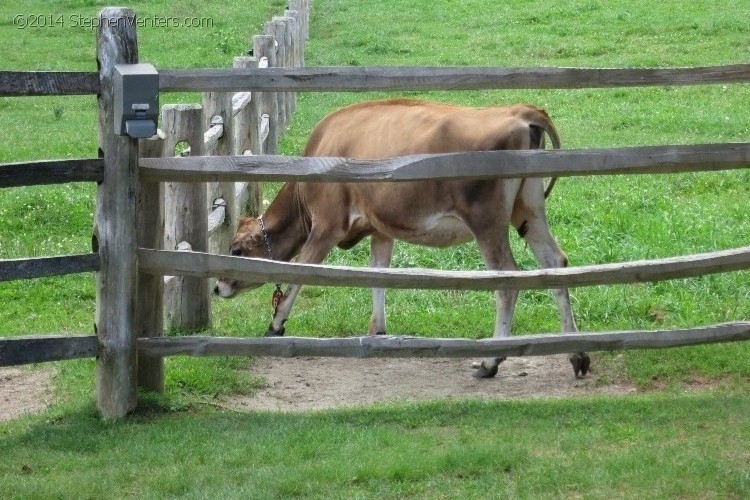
[
  {"left": 158, "top": 64, "right": 750, "bottom": 92},
  {"left": 275, "top": 13, "right": 297, "bottom": 116},
  {"left": 161, "top": 104, "right": 210, "bottom": 331},
  {"left": 137, "top": 322, "right": 750, "bottom": 359},
  {"left": 265, "top": 19, "right": 288, "bottom": 129},
  {"left": 202, "top": 91, "right": 235, "bottom": 257},
  {"left": 95, "top": 6, "right": 139, "bottom": 418},
  {"left": 1, "top": 335, "right": 99, "bottom": 367},
  {"left": 138, "top": 245, "right": 750, "bottom": 291},
  {"left": 0, "top": 158, "right": 103, "bottom": 188},
  {"left": 232, "top": 57, "right": 263, "bottom": 218},
  {"left": 139, "top": 143, "right": 750, "bottom": 183},
  {"left": 252, "top": 35, "right": 279, "bottom": 154},
  {"left": 0, "top": 71, "right": 100, "bottom": 96},
  {"left": 136, "top": 134, "right": 165, "bottom": 393},
  {"left": 0, "top": 254, "right": 100, "bottom": 282}
]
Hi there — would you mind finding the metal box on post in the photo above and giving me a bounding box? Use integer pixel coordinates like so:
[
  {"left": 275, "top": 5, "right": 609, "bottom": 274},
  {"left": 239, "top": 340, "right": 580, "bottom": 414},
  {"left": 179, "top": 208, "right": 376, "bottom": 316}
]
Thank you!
[{"left": 113, "top": 63, "right": 159, "bottom": 138}]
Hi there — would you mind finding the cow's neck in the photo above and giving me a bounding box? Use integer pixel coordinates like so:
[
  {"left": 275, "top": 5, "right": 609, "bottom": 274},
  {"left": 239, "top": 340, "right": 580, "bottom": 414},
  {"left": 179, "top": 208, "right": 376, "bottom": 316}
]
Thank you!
[{"left": 260, "top": 183, "right": 310, "bottom": 262}]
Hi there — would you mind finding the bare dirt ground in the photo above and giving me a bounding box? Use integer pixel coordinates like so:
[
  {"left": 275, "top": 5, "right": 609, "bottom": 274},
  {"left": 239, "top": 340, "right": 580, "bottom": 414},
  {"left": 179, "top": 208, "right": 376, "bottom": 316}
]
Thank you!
[
  {"left": 0, "top": 366, "right": 53, "bottom": 422},
  {"left": 231, "top": 354, "right": 638, "bottom": 412},
  {"left": 1, "top": 355, "right": 640, "bottom": 419}
]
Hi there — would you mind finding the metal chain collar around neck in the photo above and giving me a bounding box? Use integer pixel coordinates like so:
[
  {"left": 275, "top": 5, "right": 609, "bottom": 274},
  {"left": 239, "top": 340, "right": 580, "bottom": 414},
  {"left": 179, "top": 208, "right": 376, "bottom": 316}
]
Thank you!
[
  {"left": 258, "top": 215, "right": 284, "bottom": 316},
  {"left": 257, "top": 214, "right": 274, "bottom": 260}
]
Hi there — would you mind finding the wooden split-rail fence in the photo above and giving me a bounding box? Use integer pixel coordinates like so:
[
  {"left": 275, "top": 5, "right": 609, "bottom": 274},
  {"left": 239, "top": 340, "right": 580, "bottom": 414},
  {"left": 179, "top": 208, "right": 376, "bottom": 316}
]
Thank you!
[
  {"left": 157, "top": 1, "right": 308, "bottom": 332},
  {"left": 1, "top": 5, "right": 749, "bottom": 418}
]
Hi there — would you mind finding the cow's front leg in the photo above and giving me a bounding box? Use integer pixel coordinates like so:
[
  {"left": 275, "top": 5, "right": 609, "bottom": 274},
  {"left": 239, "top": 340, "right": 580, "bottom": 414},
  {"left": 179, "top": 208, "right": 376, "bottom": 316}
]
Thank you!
[
  {"left": 267, "top": 284, "right": 302, "bottom": 336},
  {"left": 266, "top": 226, "right": 342, "bottom": 336},
  {"left": 368, "top": 235, "right": 394, "bottom": 335}
]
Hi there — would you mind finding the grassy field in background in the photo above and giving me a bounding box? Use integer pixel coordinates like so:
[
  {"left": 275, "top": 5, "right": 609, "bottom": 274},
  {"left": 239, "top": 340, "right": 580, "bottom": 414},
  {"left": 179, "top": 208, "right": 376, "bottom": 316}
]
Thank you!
[{"left": 1, "top": 0, "right": 749, "bottom": 497}]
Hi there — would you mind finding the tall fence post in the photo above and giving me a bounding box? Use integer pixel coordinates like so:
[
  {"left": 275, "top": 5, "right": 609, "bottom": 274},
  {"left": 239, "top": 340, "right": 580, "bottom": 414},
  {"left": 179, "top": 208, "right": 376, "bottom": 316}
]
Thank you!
[
  {"left": 265, "top": 20, "right": 288, "bottom": 132},
  {"left": 288, "top": 0, "right": 307, "bottom": 66},
  {"left": 162, "top": 104, "right": 210, "bottom": 331},
  {"left": 264, "top": 17, "right": 287, "bottom": 136},
  {"left": 202, "top": 91, "right": 235, "bottom": 256},
  {"left": 95, "top": 7, "right": 140, "bottom": 417},
  {"left": 274, "top": 14, "right": 296, "bottom": 119},
  {"left": 136, "top": 133, "right": 165, "bottom": 393},
  {"left": 233, "top": 55, "right": 263, "bottom": 218},
  {"left": 253, "top": 35, "right": 279, "bottom": 154}
]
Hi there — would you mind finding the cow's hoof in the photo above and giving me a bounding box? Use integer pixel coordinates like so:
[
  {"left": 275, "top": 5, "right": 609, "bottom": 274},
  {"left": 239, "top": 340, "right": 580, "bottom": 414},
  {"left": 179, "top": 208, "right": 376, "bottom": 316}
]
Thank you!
[
  {"left": 375, "top": 331, "right": 386, "bottom": 336},
  {"left": 569, "top": 352, "right": 591, "bottom": 378},
  {"left": 472, "top": 358, "right": 505, "bottom": 379},
  {"left": 266, "top": 323, "right": 286, "bottom": 337}
]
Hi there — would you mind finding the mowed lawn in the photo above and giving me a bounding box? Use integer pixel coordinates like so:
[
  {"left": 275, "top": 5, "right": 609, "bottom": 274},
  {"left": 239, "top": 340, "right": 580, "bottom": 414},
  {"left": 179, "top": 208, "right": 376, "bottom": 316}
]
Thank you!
[{"left": 1, "top": 0, "right": 749, "bottom": 497}]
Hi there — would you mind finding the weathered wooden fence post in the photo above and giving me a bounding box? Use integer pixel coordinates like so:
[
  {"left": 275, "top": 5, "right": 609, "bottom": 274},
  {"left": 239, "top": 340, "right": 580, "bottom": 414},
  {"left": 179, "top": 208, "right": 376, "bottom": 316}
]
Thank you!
[
  {"left": 136, "top": 132, "right": 165, "bottom": 393},
  {"left": 265, "top": 20, "right": 288, "bottom": 132},
  {"left": 274, "top": 14, "right": 296, "bottom": 119},
  {"left": 162, "top": 104, "right": 210, "bottom": 331},
  {"left": 233, "top": 55, "right": 263, "bottom": 218},
  {"left": 253, "top": 35, "right": 279, "bottom": 154},
  {"left": 95, "top": 7, "right": 140, "bottom": 417},
  {"left": 202, "top": 91, "right": 235, "bottom": 256}
]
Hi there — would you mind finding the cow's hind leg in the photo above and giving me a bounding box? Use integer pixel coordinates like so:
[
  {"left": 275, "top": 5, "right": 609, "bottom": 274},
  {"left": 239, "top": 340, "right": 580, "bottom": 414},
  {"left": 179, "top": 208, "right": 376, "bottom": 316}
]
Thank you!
[
  {"left": 369, "top": 234, "right": 394, "bottom": 335},
  {"left": 459, "top": 180, "right": 522, "bottom": 379},
  {"left": 513, "top": 179, "right": 590, "bottom": 377},
  {"left": 472, "top": 231, "right": 519, "bottom": 378}
]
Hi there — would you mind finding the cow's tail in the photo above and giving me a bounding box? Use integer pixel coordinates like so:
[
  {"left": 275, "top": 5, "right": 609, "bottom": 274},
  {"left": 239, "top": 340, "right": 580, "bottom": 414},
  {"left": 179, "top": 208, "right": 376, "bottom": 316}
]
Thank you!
[{"left": 530, "top": 112, "right": 562, "bottom": 199}]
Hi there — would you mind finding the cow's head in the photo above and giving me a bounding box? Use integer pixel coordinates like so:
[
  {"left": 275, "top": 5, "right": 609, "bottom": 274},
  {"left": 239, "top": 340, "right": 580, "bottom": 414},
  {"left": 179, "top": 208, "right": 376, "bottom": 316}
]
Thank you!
[{"left": 214, "top": 217, "right": 268, "bottom": 298}]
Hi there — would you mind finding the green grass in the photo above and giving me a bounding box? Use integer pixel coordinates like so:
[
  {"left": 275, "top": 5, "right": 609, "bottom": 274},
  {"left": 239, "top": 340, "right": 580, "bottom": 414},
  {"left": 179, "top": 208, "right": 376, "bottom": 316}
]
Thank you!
[
  {"left": 1, "top": 392, "right": 748, "bottom": 498},
  {"left": 1, "top": 0, "right": 749, "bottom": 496}
]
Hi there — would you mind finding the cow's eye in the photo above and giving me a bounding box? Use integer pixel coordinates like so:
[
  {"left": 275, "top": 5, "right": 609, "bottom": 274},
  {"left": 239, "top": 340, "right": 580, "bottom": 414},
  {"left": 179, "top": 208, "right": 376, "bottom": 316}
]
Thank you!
[{"left": 231, "top": 248, "right": 243, "bottom": 257}]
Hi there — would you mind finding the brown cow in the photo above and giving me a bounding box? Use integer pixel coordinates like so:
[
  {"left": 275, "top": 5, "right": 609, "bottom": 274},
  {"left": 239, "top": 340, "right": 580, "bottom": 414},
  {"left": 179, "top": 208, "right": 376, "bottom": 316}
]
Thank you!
[{"left": 215, "top": 99, "right": 590, "bottom": 379}]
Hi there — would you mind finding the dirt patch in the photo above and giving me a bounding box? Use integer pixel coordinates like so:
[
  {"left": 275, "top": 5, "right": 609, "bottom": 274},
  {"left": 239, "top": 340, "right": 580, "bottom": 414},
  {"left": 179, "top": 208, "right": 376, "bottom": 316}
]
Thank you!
[
  {"left": 231, "top": 354, "right": 639, "bottom": 412},
  {"left": 0, "top": 366, "right": 54, "bottom": 422}
]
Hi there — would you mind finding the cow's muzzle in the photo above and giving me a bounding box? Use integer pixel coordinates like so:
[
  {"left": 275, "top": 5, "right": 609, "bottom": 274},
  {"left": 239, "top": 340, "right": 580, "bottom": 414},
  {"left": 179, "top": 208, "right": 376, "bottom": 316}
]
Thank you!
[
  {"left": 214, "top": 278, "right": 263, "bottom": 298},
  {"left": 214, "top": 279, "right": 238, "bottom": 298}
]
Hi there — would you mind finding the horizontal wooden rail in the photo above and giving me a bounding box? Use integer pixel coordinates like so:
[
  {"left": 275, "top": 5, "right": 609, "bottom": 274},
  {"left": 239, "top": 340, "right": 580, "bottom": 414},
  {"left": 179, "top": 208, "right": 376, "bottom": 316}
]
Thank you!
[
  {"left": 158, "top": 64, "right": 750, "bottom": 92},
  {"left": 0, "top": 158, "right": 104, "bottom": 188},
  {"left": 138, "top": 246, "right": 750, "bottom": 291},
  {"left": 137, "top": 322, "right": 750, "bottom": 359},
  {"left": 139, "top": 143, "right": 750, "bottom": 183},
  {"left": 0, "top": 254, "right": 100, "bottom": 282},
  {"left": 0, "top": 335, "right": 98, "bottom": 367},
  {"left": 0, "top": 71, "right": 100, "bottom": 96}
]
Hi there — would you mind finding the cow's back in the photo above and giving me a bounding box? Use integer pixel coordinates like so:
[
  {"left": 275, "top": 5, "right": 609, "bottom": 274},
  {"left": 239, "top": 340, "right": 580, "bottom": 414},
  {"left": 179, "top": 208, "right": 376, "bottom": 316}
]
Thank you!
[{"left": 303, "top": 99, "right": 553, "bottom": 159}]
